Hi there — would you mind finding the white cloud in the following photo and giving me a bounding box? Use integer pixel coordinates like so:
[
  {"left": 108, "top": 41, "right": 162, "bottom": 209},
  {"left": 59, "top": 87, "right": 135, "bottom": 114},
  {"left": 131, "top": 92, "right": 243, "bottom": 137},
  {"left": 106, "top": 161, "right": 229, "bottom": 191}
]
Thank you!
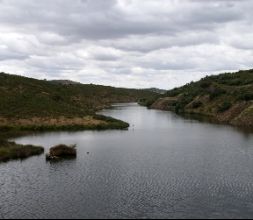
[{"left": 0, "top": 0, "right": 252, "bottom": 89}]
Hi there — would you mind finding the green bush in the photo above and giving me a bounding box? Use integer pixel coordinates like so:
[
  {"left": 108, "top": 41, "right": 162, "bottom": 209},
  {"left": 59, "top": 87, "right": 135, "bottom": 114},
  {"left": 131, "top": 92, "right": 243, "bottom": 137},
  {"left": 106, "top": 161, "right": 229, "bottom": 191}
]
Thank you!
[
  {"left": 218, "top": 102, "right": 232, "bottom": 113},
  {"left": 166, "top": 88, "right": 181, "bottom": 97},
  {"left": 237, "top": 93, "right": 253, "bottom": 101},
  {"left": 200, "top": 81, "right": 212, "bottom": 89},
  {"left": 138, "top": 96, "right": 159, "bottom": 107},
  {"left": 209, "top": 87, "right": 226, "bottom": 100},
  {"left": 192, "top": 101, "right": 203, "bottom": 109}
]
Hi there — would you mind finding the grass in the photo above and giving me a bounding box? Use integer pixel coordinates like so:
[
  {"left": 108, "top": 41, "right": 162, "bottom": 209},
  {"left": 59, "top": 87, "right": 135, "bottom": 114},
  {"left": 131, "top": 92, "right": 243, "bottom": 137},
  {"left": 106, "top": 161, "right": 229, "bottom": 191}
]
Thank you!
[
  {"left": 0, "top": 115, "right": 129, "bottom": 132},
  {"left": 0, "top": 139, "right": 44, "bottom": 162}
]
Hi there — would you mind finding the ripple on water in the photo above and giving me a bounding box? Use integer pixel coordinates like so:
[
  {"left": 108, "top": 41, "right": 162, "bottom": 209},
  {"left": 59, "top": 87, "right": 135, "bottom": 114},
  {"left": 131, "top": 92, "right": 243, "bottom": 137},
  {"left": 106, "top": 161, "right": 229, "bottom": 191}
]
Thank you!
[{"left": 1, "top": 105, "right": 253, "bottom": 219}]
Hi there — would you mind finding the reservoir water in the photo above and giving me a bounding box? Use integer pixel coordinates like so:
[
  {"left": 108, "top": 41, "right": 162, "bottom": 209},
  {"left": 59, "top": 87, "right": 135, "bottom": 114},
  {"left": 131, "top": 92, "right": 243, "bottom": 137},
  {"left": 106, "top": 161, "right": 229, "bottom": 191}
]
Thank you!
[{"left": 1, "top": 103, "right": 253, "bottom": 219}]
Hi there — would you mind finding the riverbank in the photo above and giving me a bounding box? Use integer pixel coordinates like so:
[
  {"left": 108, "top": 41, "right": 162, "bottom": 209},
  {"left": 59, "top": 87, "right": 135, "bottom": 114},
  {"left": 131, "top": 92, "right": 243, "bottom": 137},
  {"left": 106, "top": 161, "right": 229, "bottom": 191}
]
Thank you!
[
  {"left": 148, "top": 70, "right": 253, "bottom": 129},
  {"left": 2, "top": 104, "right": 253, "bottom": 219},
  {"left": 0, "top": 115, "right": 129, "bottom": 132},
  {"left": 150, "top": 97, "right": 253, "bottom": 129},
  {"left": 0, "top": 72, "right": 155, "bottom": 162},
  {"left": 0, "top": 114, "right": 129, "bottom": 162}
]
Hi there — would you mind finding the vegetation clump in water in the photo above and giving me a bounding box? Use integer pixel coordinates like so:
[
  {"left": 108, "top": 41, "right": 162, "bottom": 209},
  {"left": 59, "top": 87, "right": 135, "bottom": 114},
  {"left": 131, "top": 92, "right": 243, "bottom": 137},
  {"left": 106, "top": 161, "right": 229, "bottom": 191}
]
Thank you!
[
  {"left": 46, "top": 144, "right": 77, "bottom": 161},
  {"left": 0, "top": 139, "right": 44, "bottom": 162}
]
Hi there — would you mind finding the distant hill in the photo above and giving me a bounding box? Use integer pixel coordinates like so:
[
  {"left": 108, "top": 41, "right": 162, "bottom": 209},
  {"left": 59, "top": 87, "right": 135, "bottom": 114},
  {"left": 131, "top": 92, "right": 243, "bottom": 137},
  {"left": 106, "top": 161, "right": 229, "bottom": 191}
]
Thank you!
[
  {"left": 0, "top": 72, "right": 156, "bottom": 118},
  {"left": 0, "top": 72, "right": 156, "bottom": 131},
  {"left": 149, "top": 69, "right": 253, "bottom": 128},
  {"left": 144, "top": 88, "right": 167, "bottom": 94}
]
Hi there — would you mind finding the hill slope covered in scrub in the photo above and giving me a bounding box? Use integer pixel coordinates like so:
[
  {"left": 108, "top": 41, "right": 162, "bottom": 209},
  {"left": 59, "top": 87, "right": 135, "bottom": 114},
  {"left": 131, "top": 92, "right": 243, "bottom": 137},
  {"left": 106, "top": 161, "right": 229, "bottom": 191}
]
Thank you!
[
  {"left": 0, "top": 72, "right": 156, "bottom": 131},
  {"left": 149, "top": 69, "right": 253, "bottom": 128}
]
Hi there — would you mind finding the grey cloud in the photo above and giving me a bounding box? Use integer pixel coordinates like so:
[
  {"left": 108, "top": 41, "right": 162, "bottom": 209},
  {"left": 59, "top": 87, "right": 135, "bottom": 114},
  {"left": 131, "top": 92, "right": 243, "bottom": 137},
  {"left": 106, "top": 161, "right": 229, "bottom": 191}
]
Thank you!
[
  {"left": 0, "top": 0, "right": 252, "bottom": 89},
  {"left": 101, "top": 32, "right": 220, "bottom": 53},
  {"left": 92, "top": 54, "right": 120, "bottom": 61},
  {"left": 0, "top": 49, "right": 28, "bottom": 61},
  {"left": 0, "top": 0, "right": 246, "bottom": 41}
]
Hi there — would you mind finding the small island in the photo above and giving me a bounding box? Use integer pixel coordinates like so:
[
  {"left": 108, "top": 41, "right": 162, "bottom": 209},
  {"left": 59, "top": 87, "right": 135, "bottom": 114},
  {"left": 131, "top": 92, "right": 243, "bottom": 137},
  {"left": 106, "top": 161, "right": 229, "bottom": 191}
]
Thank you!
[{"left": 46, "top": 144, "right": 77, "bottom": 161}]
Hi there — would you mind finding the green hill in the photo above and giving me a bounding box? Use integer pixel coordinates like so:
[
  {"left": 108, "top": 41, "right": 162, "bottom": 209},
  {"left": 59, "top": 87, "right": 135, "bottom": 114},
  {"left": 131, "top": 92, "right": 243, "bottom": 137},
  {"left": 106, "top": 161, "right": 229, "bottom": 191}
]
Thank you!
[
  {"left": 0, "top": 72, "right": 156, "bottom": 131},
  {"left": 149, "top": 69, "right": 253, "bottom": 128}
]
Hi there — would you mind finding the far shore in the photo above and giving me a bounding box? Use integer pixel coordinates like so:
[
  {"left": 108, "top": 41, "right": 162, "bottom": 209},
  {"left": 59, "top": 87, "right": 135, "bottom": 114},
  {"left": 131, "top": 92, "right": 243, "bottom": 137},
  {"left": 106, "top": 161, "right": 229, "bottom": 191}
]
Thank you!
[{"left": 0, "top": 114, "right": 129, "bottom": 132}]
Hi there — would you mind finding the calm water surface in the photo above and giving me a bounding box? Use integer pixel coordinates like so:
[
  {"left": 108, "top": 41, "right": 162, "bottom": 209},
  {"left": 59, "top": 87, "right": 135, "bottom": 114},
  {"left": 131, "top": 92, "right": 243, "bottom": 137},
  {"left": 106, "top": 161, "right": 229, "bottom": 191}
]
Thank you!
[{"left": 1, "top": 103, "right": 253, "bottom": 219}]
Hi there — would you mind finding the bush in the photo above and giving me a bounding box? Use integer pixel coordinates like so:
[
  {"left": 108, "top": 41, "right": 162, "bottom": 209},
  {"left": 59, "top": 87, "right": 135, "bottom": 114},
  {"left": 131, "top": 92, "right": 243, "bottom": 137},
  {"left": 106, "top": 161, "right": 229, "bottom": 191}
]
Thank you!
[
  {"left": 209, "top": 87, "right": 226, "bottom": 100},
  {"left": 237, "top": 93, "right": 253, "bottom": 101},
  {"left": 227, "top": 79, "right": 243, "bottom": 86},
  {"left": 49, "top": 145, "right": 76, "bottom": 157},
  {"left": 218, "top": 102, "right": 232, "bottom": 113},
  {"left": 166, "top": 88, "right": 181, "bottom": 97},
  {"left": 200, "top": 81, "right": 212, "bottom": 89},
  {"left": 138, "top": 96, "right": 159, "bottom": 107},
  {"left": 192, "top": 101, "right": 203, "bottom": 109}
]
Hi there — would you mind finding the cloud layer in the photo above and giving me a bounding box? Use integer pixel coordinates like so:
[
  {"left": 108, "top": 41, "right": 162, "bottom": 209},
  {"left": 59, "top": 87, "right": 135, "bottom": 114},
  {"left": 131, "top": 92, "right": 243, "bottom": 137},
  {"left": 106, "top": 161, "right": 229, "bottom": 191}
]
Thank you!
[{"left": 0, "top": 0, "right": 252, "bottom": 89}]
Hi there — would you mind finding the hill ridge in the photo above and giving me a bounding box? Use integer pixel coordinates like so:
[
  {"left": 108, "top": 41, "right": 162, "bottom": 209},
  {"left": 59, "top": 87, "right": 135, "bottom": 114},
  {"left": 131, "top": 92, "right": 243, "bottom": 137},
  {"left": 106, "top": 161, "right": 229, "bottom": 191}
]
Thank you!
[
  {"left": 0, "top": 72, "right": 156, "bottom": 131},
  {"left": 147, "top": 69, "right": 253, "bottom": 128}
]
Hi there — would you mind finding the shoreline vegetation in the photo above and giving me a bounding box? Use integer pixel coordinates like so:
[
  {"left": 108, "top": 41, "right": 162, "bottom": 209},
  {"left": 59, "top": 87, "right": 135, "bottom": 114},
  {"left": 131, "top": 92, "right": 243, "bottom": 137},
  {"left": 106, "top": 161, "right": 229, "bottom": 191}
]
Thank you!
[
  {"left": 0, "top": 72, "right": 156, "bottom": 132},
  {"left": 0, "top": 72, "right": 157, "bottom": 162},
  {"left": 0, "top": 115, "right": 129, "bottom": 163},
  {"left": 1, "top": 70, "right": 253, "bottom": 162},
  {"left": 140, "top": 69, "right": 253, "bottom": 129},
  {"left": 0, "top": 115, "right": 130, "bottom": 132},
  {"left": 0, "top": 139, "right": 44, "bottom": 163}
]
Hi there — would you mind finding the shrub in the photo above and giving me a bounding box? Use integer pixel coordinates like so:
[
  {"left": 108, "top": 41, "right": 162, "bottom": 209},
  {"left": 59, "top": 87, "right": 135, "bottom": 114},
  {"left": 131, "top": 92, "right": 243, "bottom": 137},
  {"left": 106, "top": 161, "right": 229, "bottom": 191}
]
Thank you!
[
  {"left": 49, "top": 144, "right": 76, "bottom": 157},
  {"left": 227, "top": 79, "right": 243, "bottom": 86},
  {"left": 166, "top": 88, "right": 181, "bottom": 97},
  {"left": 192, "top": 101, "right": 203, "bottom": 109},
  {"left": 218, "top": 102, "right": 232, "bottom": 113},
  {"left": 237, "top": 93, "right": 253, "bottom": 101},
  {"left": 200, "top": 81, "right": 212, "bottom": 89},
  {"left": 209, "top": 87, "right": 226, "bottom": 100},
  {"left": 138, "top": 96, "right": 159, "bottom": 107}
]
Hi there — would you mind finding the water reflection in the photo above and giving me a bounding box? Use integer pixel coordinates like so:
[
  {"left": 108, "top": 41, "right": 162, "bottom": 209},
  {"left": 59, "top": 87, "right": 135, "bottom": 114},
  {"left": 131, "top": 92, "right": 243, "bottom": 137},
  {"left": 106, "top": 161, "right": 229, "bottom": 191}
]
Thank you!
[{"left": 1, "top": 103, "right": 253, "bottom": 219}]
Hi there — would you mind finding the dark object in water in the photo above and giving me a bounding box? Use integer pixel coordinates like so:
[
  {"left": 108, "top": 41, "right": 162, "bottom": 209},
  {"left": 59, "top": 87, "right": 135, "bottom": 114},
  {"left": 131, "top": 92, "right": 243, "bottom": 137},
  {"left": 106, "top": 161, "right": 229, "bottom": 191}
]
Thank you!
[
  {"left": 46, "top": 144, "right": 77, "bottom": 161},
  {"left": 46, "top": 154, "right": 61, "bottom": 161}
]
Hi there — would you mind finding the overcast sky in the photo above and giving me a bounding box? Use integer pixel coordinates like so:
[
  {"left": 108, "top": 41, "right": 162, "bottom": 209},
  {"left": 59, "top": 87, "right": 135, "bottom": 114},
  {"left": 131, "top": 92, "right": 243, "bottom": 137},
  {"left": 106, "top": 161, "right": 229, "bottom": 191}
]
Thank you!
[{"left": 0, "top": 0, "right": 252, "bottom": 89}]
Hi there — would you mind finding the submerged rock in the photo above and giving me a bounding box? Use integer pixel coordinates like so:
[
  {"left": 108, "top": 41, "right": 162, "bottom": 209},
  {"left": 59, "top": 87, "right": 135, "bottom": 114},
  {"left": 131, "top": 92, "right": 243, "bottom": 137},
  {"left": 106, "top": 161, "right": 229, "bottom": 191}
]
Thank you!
[{"left": 46, "top": 144, "right": 77, "bottom": 161}]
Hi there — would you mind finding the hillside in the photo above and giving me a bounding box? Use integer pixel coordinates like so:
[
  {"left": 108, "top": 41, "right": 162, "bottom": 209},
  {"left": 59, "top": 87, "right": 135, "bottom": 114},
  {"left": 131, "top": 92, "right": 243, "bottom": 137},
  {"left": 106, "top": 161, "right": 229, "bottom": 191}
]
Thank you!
[
  {"left": 149, "top": 69, "right": 253, "bottom": 128},
  {"left": 0, "top": 72, "right": 156, "bottom": 131}
]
